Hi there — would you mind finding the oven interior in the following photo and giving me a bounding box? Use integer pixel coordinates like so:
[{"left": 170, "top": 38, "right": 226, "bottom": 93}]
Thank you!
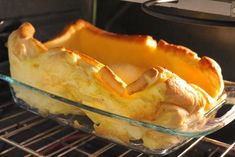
[{"left": 0, "top": 0, "right": 235, "bottom": 156}]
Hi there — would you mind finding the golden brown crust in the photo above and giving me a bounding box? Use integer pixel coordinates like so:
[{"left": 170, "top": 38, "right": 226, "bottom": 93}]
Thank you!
[
  {"left": 8, "top": 22, "right": 47, "bottom": 58},
  {"left": 157, "top": 40, "right": 223, "bottom": 99},
  {"left": 126, "top": 68, "right": 159, "bottom": 95},
  {"left": 45, "top": 19, "right": 153, "bottom": 48},
  {"left": 165, "top": 78, "right": 200, "bottom": 113},
  {"left": 97, "top": 66, "right": 127, "bottom": 96},
  {"left": 18, "top": 22, "right": 35, "bottom": 39},
  {"left": 158, "top": 40, "right": 222, "bottom": 78},
  {"left": 66, "top": 48, "right": 101, "bottom": 67},
  {"left": 71, "top": 19, "right": 152, "bottom": 42},
  {"left": 157, "top": 40, "right": 197, "bottom": 58},
  {"left": 200, "top": 56, "right": 222, "bottom": 78}
]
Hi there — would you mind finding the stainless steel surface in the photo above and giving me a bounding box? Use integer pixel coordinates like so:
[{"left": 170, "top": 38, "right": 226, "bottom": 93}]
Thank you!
[
  {"left": 125, "top": 0, "right": 235, "bottom": 17},
  {"left": 146, "top": 0, "right": 233, "bottom": 17}
]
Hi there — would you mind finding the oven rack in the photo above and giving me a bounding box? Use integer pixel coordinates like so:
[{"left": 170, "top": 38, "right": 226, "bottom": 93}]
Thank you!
[{"left": 0, "top": 84, "right": 235, "bottom": 157}]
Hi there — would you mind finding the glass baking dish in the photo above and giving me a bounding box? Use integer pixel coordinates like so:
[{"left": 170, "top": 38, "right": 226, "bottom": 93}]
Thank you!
[{"left": 1, "top": 72, "right": 235, "bottom": 155}]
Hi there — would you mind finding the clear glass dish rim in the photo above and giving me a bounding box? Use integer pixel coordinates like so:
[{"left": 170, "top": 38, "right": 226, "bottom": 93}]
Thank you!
[{"left": 1, "top": 73, "right": 234, "bottom": 138}]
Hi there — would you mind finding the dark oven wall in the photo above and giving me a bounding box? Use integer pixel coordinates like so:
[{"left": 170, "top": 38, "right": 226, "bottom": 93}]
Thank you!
[
  {"left": 0, "top": 0, "right": 94, "bottom": 63},
  {"left": 96, "top": 0, "right": 235, "bottom": 81}
]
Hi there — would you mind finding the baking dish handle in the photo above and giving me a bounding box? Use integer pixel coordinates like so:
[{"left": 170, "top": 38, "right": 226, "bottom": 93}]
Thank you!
[
  {"left": 199, "top": 80, "right": 235, "bottom": 132},
  {"left": 214, "top": 80, "right": 235, "bottom": 126}
]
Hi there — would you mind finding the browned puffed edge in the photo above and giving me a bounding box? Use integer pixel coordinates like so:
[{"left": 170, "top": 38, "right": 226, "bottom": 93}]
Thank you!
[
  {"left": 45, "top": 19, "right": 155, "bottom": 44},
  {"left": 66, "top": 48, "right": 102, "bottom": 67},
  {"left": 8, "top": 22, "right": 47, "bottom": 53},
  {"left": 157, "top": 40, "right": 224, "bottom": 95},
  {"left": 18, "top": 22, "right": 35, "bottom": 39}
]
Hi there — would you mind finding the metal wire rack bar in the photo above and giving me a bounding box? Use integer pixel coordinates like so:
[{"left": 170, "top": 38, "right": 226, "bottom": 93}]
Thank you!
[
  {"left": 220, "top": 142, "right": 235, "bottom": 157},
  {"left": 0, "top": 136, "right": 44, "bottom": 157}
]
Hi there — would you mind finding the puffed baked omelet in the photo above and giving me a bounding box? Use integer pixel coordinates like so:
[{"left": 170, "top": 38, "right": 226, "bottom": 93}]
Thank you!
[{"left": 7, "top": 20, "right": 224, "bottom": 150}]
